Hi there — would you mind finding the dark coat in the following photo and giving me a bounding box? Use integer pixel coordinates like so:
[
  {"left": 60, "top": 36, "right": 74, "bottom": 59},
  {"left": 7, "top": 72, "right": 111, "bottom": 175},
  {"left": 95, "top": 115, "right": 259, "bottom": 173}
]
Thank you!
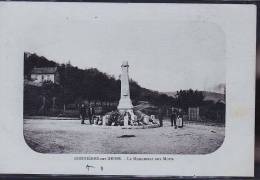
[
  {"left": 88, "top": 107, "right": 95, "bottom": 117},
  {"left": 79, "top": 106, "right": 86, "bottom": 116},
  {"left": 158, "top": 108, "right": 164, "bottom": 120},
  {"left": 171, "top": 109, "right": 177, "bottom": 119}
]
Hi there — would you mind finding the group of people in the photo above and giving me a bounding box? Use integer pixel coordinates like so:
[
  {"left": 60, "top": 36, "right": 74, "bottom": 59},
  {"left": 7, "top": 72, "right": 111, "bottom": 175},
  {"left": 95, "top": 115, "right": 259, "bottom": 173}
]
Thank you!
[
  {"left": 79, "top": 103, "right": 183, "bottom": 128},
  {"left": 170, "top": 108, "right": 184, "bottom": 129},
  {"left": 158, "top": 107, "right": 184, "bottom": 128},
  {"left": 79, "top": 103, "right": 95, "bottom": 125}
]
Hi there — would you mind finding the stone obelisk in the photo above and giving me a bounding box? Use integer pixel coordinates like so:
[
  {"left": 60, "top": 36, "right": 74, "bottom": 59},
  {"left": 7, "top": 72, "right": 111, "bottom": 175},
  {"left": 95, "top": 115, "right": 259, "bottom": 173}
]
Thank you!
[{"left": 118, "top": 61, "right": 133, "bottom": 113}]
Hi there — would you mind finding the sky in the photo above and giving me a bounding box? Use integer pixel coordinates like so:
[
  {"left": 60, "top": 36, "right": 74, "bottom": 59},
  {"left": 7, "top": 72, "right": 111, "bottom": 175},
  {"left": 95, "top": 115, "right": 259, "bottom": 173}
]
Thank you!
[{"left": 18, "top": 3, "right": 226, "bottom": 93}]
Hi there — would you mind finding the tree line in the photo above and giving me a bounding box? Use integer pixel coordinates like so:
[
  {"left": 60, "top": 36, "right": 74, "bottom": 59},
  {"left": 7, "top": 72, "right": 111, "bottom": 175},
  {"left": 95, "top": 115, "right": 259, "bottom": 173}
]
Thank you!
[{"left": 24, "top": 52, "right": 225, "bottom": 122}]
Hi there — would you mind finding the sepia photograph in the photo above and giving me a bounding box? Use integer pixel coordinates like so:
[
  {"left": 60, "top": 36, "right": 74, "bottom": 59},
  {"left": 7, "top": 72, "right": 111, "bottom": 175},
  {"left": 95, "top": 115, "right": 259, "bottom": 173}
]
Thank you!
[{"left": 23, "top": 10, "right": 226, "bottom": 154}]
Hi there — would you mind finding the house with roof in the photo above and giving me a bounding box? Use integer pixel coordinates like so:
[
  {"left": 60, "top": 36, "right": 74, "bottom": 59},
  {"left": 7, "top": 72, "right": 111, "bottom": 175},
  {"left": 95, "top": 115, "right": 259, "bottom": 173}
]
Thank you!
[{"left": 30, "top": 67, "right": 60, "bottom": 84}]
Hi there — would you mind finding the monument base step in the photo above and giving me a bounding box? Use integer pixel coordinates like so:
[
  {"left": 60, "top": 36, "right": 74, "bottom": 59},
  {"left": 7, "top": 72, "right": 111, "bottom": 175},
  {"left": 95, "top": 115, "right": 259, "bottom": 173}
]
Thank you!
[
  {"left": 90, "top": 124, "right": 160, "bottom": 129},
  {"left": 121, "top": 124, "right": 160, "bottom": 129}
]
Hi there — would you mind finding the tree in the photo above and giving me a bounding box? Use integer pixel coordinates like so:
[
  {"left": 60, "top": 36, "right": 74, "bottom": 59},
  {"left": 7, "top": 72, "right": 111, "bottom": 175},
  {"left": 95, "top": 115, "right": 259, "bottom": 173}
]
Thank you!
[
  {"left": 176, "top": 89, "right": 204, "bottom": 111},
  {"left": 24, "top": 52, "right": 57, "bottom": 78}
]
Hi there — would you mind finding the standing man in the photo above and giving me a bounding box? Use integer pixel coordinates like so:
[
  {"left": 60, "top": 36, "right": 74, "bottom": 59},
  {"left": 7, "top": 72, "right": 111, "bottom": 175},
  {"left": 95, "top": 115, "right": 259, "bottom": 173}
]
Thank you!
[
  {"left": 170, "top": 107, "right": 177, "bottom": 129},
  {"left": 158, "top": 107, "right": 164, "bottom": 127},
  {"left": 88, "top": 105, "right": 95, "bottom": 125},
  {"left": 79, "top": 103, "right": 86, "bottom": 124}
]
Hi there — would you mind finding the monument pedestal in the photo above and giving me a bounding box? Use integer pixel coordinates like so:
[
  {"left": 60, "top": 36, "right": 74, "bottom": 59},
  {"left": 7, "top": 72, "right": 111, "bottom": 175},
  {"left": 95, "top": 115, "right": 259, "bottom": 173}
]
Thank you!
[{"left": 118, "top": 98, "right": 133, "bottom": 113}]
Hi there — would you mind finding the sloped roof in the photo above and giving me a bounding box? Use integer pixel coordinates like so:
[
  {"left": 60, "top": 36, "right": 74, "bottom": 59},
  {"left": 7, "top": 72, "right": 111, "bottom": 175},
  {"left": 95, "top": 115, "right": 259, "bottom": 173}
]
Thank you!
[
  {"left": 31, "top": 67, "right": 57, "bottom": 74},
  {"left": 216, "top": 99, "right": 226, "bottom": 105}
]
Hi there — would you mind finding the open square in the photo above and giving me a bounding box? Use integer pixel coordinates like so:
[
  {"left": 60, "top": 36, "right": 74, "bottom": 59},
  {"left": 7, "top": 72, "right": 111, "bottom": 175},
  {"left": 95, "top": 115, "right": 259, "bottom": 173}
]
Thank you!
[{"left": 24, "top": 118, "right": 225, "bottom": 154}]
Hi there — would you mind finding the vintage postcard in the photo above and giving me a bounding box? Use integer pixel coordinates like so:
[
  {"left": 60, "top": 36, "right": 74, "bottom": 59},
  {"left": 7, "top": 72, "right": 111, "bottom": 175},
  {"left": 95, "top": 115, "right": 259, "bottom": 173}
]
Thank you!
[{"left": 0, "top": 2, "right": 256, "bottom": 177}]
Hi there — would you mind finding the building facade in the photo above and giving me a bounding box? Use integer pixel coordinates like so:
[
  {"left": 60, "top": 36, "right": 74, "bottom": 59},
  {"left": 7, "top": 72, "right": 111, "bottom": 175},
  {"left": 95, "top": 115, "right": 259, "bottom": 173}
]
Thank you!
[{"left": 30, "top": 67, "right": 59, "bottom": 84}]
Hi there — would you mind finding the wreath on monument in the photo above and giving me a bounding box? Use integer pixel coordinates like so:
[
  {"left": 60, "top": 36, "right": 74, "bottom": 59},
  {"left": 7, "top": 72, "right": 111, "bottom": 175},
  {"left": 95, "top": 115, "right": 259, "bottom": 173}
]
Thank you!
[{"left": 107, "top": 111, "right": 124, "bottom": 126}]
